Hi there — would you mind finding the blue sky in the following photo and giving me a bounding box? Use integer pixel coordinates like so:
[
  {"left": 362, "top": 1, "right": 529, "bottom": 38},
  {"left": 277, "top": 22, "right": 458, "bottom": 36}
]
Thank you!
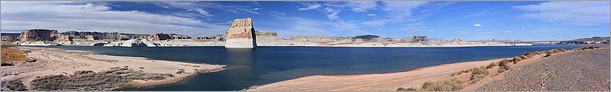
[{"left": 1, "top": 1, "right": 609, "bottom": 41}]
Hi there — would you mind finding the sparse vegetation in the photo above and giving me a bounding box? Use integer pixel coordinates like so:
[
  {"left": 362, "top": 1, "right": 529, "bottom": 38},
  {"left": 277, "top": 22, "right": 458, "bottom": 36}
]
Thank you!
[
  {"left": 486, "top": 62, "right": 497, "bottom": 69},
  {"left": 414, "top": 46, "right": 604, "bottom": 91},
  {"left": 573, "top": 46, "right": 601, "bottom": 51},
  {"left": 397, "top": 87, "right": 417, "bottom": 91},
  {"left": 1, "top": 45, "right": 27, "bottom": 66},
  {"left": 497, "top": 59, "right": 512, "bottom": 73},
  {"left": 468, "top": 67, "right": 489, "bottom": 84},
  {"left": 421, "top": 78, "right": 464, "bottom": 91}
]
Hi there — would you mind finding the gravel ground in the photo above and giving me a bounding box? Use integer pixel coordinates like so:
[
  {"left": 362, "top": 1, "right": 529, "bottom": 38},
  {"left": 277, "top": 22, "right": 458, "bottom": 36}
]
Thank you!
[{"left": 477, "top": 47, "right": 610, "bottom": 91}]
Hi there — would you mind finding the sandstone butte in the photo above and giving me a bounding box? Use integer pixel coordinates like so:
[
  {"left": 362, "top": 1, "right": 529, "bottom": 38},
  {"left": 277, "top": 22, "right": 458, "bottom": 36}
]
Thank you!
[{"left": 224, "top": 18, "right": 256, "bottom": 48}]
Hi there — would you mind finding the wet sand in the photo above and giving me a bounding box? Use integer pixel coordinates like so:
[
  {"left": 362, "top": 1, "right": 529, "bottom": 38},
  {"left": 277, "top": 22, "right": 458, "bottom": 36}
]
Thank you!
[{"left": 0, "top": 47, "right": 225, "bottom": 91}]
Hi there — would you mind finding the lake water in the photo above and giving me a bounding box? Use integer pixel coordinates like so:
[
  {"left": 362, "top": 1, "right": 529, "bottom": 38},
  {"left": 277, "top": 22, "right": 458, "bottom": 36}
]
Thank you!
[{"left": 47, "top": 45, "right": 581, "bottom": 91}]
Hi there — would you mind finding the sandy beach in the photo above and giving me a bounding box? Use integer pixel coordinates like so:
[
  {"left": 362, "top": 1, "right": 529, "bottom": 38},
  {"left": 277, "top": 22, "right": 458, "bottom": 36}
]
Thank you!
[
  {"left": 0, "top": 47, "right": 225, "bottom": 91},
  {"left": 248, "top": 46, "right": 609, "bottom": 91},
  {"left": 248, "top": 58, "right": 502, "bottom": 91}
]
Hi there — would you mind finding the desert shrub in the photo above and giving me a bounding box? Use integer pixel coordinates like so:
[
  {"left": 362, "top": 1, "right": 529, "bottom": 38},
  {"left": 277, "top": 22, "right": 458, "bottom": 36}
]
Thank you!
[
  {"left": 397, "top": 87, "right": 417, "bottom": 91},
  {"left": 470, "top": 67, "right": 489, "bottom": 76},
  {"left": 511, "top": 56, "right": 523, "bottom": 64},
  {"left": 450, "top": 72, "right": 460, "bottom": 76},
  {"left": 518, "top": 55, "right": 528, "bottom": 59},
  {"left": 497, "top": 67, "right": 506, "bottom": 73},
  {"left": 497, "top": 60, "right": 512, "bottom": 73},
  {"left": 468, "top": 67, "right": 489, "bottom": 84},
  {"left": 543, "top": 52, "right": 552, "bottom": 57},
  {"left": 574, "top": 46, "right": 601, "bottom": 51},
  {"left": 486, "top": 63, "right": 497, "bottom": 69},
  {"left": 421, "top": 78, "right": 464, "bottom": 91},
  {"left": 1, "top": 46, "right": 27, "bottom": 66}
]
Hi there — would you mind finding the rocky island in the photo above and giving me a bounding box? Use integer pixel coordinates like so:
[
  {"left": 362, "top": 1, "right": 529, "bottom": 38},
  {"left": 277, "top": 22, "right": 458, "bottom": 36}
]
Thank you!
[{"left": 224, "top": 18, "right": 257, "bottom": 48}]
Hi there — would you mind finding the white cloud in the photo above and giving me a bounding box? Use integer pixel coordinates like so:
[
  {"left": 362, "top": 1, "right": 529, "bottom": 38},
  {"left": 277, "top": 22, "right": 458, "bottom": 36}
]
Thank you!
[
  {"left": 297, "top": 3, "right": 321, "bottom": 11},
  {"left": 473, "top": 24, "right": 482, "bottom": 27},
  {"left": 513, "top": 1, "right": 610, "bottom": 25},
  {"left": 326, "top": 9, "right": 341, "bottom": 20},
  {"left": 155, "top": 1, "right": 259, "bottom": 15},
  {"left": 1, "top": 1, "right": 227, "bottom": 36},
  {"left": 381, "top": 1, "right": 428, "bottom": 21},
  {"left": 353, "top": 1, "right": 427, "bottom": 29},
  {"left": 346, "top": 1, "right": 378, "bottom": 13},
  {"left": 360, "top": 19, "right": 388, "bottom": 27},
  {"left": 274, "top": 17, "right": 333, "bottom": 36},
  {"left": 189, "top": 8, "right": 213, "bottom": 16}
]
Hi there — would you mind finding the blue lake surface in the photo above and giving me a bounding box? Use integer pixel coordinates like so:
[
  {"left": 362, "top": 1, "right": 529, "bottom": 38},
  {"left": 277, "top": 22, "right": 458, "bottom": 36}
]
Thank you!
[{"left": 47, "top": 45, "right": 581, "bottom": 91}]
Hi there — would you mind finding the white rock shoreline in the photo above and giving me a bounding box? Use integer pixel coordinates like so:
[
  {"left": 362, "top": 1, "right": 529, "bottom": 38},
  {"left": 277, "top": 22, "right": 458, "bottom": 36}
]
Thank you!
[{"left": 0, "top": 47, "right": 226, "bottom": 91}]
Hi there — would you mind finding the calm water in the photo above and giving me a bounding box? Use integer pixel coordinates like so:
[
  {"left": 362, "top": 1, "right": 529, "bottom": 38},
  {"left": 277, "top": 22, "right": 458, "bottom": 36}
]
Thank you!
[{"left": 46, "top": 45, "right": 580, "bottom": 91}]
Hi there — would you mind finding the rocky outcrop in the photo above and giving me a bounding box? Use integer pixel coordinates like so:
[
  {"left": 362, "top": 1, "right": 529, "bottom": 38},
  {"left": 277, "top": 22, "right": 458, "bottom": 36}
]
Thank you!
[
  {"left": 151, "top": 33, "right": 171, "bottom": 40},
  {"left": 559, "top": 37, "right": 609, "bottom": 44},
  {"left": 1, "top": 33, "right": 21, "bottom": 41},
  {"left": 401, "top": 35, "right": 427, "bottom": 43},
  {"left": 290, "top": 36, "right": 349, "bottom": 42},
  {"left": 28, "top": 67, "right": 173, "bottom": 91},
  {"left": 18, "top": 29, "right": 59, "bottom": 41},
  {"left": 256, "top": 31, "right": 280, "bottom": 41},
  {"left": 224, "top": 18, "right": 256, "bottom": 48}
]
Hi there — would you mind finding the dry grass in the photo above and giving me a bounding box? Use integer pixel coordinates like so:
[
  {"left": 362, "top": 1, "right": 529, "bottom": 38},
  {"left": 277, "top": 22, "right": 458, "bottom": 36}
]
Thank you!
[
  {"left": 421, "top": 78, "right": 464, "bottom": 91},
  {"left": 468, "top": 67, "right": 489, "bottom": 84},
  {"left": 573, "top": 46, "right": 601, "bottom": 51},
  {"left": 497, "top": 59, "right": 512, "bottom": 73},
  {"left": 396, "top": 87, "right": 417, "bottom": 91},
  {"left": 485, "top": 62, "right": 497, "bottom": 69},
  {"left": 1, "top": 45, "right": 27, "bottom": 66},
  {"left": 408, "top": 46, "right": 603, "bottom": 91}
]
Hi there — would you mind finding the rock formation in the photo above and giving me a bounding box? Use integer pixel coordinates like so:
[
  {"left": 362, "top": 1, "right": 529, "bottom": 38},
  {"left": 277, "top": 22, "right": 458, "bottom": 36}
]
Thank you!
[
  {"left": 224, "top": 18, "right": 256, "bottom": 48},
  {"left": 18, "top": 29, "right": 59, "bottom": 41},
  {"left": 1, "top": 33, "right": 21, "bottom": 41},
  {"left": 401, "top": 35, "right": 428, "bottom": 43},
  {"left": 255, "top": 31, "right": 280, "bottom": 41}
]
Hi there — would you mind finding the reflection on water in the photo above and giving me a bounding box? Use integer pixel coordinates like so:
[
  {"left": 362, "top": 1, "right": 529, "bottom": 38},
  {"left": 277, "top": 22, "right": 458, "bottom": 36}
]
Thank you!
[
  {"left": 226, "top": 48, "right": 254, "bottom": 65},
  {"left": 222, "top": 48, "right": 256, "bottom": 90}
]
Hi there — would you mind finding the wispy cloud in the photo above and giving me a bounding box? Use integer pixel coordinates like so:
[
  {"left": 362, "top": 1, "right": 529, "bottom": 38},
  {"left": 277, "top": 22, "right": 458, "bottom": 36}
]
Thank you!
[
  {"left": 188, "top": 8, "right": 213, "bottom": 16},
  {"left": 513, "top": 1, "right": 610, "bottom": 25},
  {"left": 0, "top": 1, "right": 227, "bottom": 36},
  {"left": 155, "top": 1, "right": 260, "bottom": 15},
  {"left": 345, "top": 1, "right": 378, "bottom": 13},
  {"left": 297, "top": 3, "right": 321, "bottom": 11}
]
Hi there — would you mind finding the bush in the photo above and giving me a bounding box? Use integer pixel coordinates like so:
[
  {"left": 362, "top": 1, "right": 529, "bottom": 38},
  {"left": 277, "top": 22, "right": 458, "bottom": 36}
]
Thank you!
[
  {"left": 421, "top": 78, "right": 464, "bottom": 91},
  {"left": 397, "top": 87, "right": 417, "bottom": 91},
  {"left": 1, "top": 46, "right": 27, "bottom": 66},
  {"left": 486, "top": 63, "right": 497, "bottom": 69},
  {"left": 469, "top": 67, "right": 489, "bottom": 84},
  {"left": 470, "top": 67, "right": 489, "bottom": 76},
  {"left": 497, "top": 59, "right": 512, "bottom": 73},
  {"left": 574, "top": 46, "right": 601, "bottom": 51},
  {"left": 511, "top": 56, "right": 523, "bottom": 64}
]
